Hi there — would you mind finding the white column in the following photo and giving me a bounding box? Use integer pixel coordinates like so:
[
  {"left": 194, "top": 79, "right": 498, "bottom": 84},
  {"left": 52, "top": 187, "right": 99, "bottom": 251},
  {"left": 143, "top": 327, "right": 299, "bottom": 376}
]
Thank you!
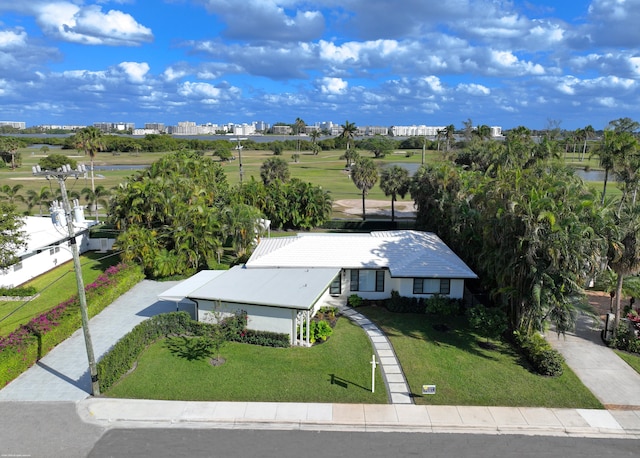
[{"left": 306, "top": 310, "right": 310, "bottom": 346}]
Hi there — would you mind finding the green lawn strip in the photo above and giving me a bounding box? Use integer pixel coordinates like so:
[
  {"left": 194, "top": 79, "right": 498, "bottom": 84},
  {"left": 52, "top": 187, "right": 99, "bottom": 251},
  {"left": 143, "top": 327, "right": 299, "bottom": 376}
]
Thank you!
[
  {"left": 357, "top": 306, "right": 602, "bottom": 408},
  {"left": 614, "top": 350, "right": 640, "bottom": 374},
  {"left": 0, "top": 252, "right": 120, "bottom": 335},
  {"left": 105, "top": 318, "right": 388, "bottom": 404}
]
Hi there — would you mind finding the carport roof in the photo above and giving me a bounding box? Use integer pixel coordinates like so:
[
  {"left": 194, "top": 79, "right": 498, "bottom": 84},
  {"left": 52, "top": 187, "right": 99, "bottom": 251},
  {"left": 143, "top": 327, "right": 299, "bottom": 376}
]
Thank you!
[{"left": 160, "top": 266, "right": 340, "bottom": 310}]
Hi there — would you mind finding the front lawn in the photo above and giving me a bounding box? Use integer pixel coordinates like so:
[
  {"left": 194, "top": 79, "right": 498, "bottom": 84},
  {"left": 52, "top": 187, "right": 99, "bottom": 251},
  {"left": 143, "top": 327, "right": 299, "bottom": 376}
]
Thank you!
[
  {"left": 105, "top": 318, "right": 388, "bottom": 404},
  {"left": 615, "top": 350, "right": 640, "bottom": 374},
  {"left": 358, "top": 306, "right": 603, "bottom": 408}
]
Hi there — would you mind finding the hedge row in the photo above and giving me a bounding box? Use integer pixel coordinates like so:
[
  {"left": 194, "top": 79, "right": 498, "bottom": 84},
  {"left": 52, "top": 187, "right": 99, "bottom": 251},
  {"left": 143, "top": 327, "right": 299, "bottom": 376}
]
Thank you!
[
  {"left": 0, "top": 263, "right": 144, "bottom": 387},
  {"left": 356, "top": 290, "right": 463, "bottom": 315},
  {"left": 513, "top": 331, "right": 564, "bottom": 377},
  {"left": 97, "top": 312, "right": 193, "bottom": 392}
]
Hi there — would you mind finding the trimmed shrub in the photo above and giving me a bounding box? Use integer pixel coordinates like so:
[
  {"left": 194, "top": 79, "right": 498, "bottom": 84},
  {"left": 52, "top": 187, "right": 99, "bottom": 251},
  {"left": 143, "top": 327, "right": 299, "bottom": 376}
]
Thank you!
[
  {"left": 0, "top": 286, "right": 37, "bottom": 297},
  {"left": 513, "top": 330, "right": 564, "bottom": 377},
  {"left": 384, "top": 290, "right": 461, "bottom": 315}
]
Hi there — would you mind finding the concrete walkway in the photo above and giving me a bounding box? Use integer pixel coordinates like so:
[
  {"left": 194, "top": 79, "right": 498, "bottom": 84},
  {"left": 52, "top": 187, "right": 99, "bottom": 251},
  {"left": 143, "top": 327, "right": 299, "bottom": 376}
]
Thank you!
[
  {"left": 340, "top": 307, "right": 412, "bottom": 404},
  {"left": 548, "top": 313, "right": 640, "bottom": 410}
]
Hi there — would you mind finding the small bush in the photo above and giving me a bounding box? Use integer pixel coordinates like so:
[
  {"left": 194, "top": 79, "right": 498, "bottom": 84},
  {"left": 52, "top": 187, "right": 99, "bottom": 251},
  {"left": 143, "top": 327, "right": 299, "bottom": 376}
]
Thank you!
[
  {"left": 348, "top": 294, "right": 363, "bottom": 308},
  {"left": 513, "top": 330, "right": 564, "bottom": 377}
]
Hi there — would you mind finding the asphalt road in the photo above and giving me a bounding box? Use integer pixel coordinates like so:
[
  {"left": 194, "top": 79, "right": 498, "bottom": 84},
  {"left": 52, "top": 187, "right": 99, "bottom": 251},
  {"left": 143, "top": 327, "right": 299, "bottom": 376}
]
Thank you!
[{"left": 88, "top": 429, "right": 637, "bottom": 458}]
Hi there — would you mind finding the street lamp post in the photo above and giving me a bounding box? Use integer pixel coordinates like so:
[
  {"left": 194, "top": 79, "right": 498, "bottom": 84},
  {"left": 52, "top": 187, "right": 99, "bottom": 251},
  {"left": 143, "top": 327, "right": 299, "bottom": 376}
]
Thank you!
[{"left": 32, "top": 164, "right": 100, "bottom": 396}]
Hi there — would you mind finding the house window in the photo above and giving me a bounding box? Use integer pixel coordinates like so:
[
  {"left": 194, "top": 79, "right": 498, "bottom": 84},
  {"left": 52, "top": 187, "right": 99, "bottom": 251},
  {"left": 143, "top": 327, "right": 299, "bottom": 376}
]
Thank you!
[
  {"left": 330, "top": 274, "right": 341, "bottom": 295},
  {"left": 350, "top": 270, "right": 385, "bottom": 292},
  {"left": 413, "top": 278, "right": 450, "bottom": 295}
]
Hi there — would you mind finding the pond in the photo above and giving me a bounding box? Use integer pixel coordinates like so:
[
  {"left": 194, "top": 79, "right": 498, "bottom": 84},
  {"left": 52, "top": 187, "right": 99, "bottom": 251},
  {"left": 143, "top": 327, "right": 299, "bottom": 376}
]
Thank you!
[{"left": 387, "top": 163, "right": 608, "bottom": 182}]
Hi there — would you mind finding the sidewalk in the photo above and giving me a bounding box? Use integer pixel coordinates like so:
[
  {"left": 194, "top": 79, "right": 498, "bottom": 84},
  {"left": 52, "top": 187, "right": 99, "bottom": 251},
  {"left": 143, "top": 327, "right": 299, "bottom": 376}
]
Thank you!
[{"left": 78, "top": 398, "right": 640, "bottom": 438}]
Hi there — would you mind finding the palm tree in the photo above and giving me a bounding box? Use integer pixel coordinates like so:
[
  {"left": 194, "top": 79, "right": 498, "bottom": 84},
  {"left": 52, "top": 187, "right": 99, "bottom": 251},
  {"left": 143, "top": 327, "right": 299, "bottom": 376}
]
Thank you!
[
  {"left": 350, "top": 157, "right": 378, "bottom": 220},
  {"left": 293, "top": 117, "right": 306, "bottom": 152},
  {"left": 309, "top": 129, "right": 321, "bottom": 155},
  {"left": 339, "top": 120, "right": 357, "bottom": 150},
  {"left": 81, "top": 185, "right": 111, "bottom": 222},
  {"left": 260, "top": 157, "right": 290, "bottom": 186},
  {"left": 0, "top": 184, "right": 24, "bottom": 205},
  {"left": 26, "top": 186, "right": 52, "bottom": 216},
  {"left": 74, "top": 126, "right": 105, "bottom": 194},
  {"left": 341, "top": 149, "right": 360, "bottom": 168},
  {"left": 444, "top": 124, "right": 456, "bottom": 152},
  {"left": 607, "top": 204, "right": 640, "bottom": 335},
  {"left": 593, "top": 129, "right": 637, "bottom": 205},
  {"left": 581, "top": 125, "right": 595, "bottom": 161},
  {"left": 379, "top": 165, "right": 410, "bottom": 222}
]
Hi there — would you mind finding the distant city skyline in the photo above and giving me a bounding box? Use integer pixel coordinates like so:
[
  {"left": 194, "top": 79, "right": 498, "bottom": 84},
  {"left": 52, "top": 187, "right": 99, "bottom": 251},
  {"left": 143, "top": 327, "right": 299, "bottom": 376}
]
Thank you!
[{"left": 0, "top": 1, "right": 638, "bottom": 131}]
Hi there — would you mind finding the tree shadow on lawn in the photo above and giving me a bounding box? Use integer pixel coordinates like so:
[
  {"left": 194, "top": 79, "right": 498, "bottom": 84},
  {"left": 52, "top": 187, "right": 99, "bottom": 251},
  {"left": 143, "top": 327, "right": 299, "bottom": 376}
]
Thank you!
[
  {"left": 165, "top": 336, "right": 214, "bottom": 361},
  {"left": 84, "top": 251, "right": 120, "bottom": 272},
  {"left": 357, "top": 306, "right": 501, "bottom": 362}
]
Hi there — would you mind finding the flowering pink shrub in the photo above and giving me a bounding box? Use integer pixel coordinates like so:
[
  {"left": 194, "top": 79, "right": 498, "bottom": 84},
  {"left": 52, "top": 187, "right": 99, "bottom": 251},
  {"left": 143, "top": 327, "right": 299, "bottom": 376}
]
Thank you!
[{"left": 0, "top": 263, "right": 128, "bottom": 351}]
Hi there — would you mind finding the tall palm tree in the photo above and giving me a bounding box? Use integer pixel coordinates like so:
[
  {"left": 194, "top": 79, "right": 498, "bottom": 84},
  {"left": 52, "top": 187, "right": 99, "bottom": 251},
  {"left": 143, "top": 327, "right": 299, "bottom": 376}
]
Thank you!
[
  {"left": 350, "top": 157, "right": 378, "bottom": 221},
  {"left": 379, "top": 165, "right": 410, "bottom": 222},
  {"left": 444, "top": 124, "right": 456, "bottom": 152},
  {"left": 293, "top": 117, "right": 306, "bottom": 152},
  {"left": 581, "top": 125, "right": 595, "bottom": 161},
  {"left": 75, "top": 126, "right": 105, "bottom": 194},
  {"left": 339, "top": 120, "right": 357, "bottom": 150},
  {"left": 309, "top": 129, "right": 321, "bottom": 155}
]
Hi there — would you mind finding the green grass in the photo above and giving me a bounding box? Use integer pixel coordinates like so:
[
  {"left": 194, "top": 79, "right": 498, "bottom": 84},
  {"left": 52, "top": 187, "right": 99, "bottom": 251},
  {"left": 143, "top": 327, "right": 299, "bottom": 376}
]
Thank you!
[
  {"left": 357, "top": 306, "right": 603, "bottom": 408},
  {"left": 0, "top": 251, "right": 120, "bottom": 335},
  {"left": 614, "top": 350, "right": 640, "bottom": 374},
  {"left": 105, "top": 317, "right": 388, "bottom": 403}
]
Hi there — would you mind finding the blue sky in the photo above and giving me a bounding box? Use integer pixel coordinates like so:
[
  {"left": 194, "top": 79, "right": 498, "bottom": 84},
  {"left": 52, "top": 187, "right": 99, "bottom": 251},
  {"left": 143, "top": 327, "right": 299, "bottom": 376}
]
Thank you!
[{"left": 0, "top": 0, "right": 639, "bottom": 130}]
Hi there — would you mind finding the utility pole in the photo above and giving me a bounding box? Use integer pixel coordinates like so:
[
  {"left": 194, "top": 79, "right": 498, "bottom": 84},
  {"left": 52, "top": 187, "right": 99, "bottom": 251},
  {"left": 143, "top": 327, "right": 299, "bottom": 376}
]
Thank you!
[{"left": 32, "top": 164, "right": 100, "bottom": 396}]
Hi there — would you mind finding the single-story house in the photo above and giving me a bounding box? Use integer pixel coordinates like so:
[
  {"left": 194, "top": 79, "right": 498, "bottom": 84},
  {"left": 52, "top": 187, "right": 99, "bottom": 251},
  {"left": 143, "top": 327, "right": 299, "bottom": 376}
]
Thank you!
[
  {"left": 0, "top": 210, "right": 115, "bottom": 288},
  {"left": 246, "top": 230, "right": 477, "bottom": 300},
  {"left": 159, "top": 230, "right": 476, "bottom": 346}
]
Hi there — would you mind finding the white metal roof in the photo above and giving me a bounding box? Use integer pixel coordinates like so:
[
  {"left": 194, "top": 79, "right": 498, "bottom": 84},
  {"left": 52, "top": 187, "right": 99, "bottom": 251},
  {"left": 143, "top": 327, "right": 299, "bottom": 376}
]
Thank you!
[
  {"left": 166, "top": 266, "right": 340, "bottom": 310},
  {"left": 247, "top": 230, "right": 477, "bottom": 279},
  {"left": 158, "top": 270, "right": 227, "bottom": 302}
]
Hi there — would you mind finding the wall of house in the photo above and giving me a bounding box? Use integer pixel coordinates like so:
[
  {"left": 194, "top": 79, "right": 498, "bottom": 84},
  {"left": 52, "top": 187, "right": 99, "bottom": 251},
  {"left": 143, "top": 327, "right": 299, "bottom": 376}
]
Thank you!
[
  {"left": 0, "top": 233, "right": 95, "bottom": 288},
  {"left": 197, "top": 300, "right": 295, "bottom": 336},
  {"left": 338, "top": 270, "right": 467, "bottom": 300}
]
